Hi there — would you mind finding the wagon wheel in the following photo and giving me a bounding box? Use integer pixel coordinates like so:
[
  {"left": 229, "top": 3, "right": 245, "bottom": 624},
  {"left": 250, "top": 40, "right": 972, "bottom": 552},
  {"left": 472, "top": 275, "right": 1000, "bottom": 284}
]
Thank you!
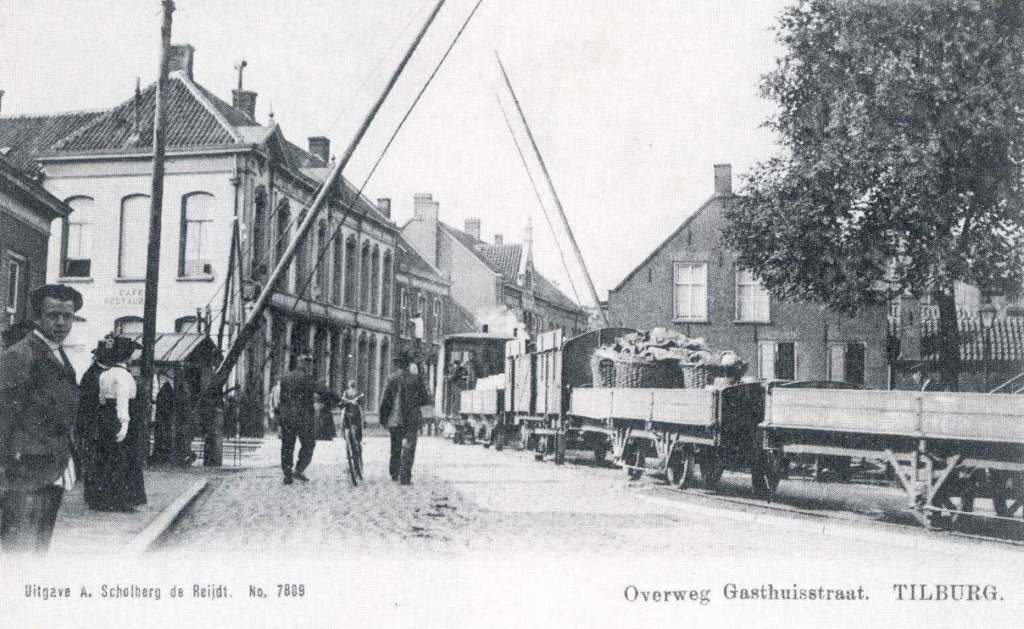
[
  {"left": 534, "top": 436, "right": 547, "bottom": 462},
  {"left": 668, "top": 446, "right": 695, "bottom": 489},
  {"left": 697, "top": 450, "right": 723, "bottom": 489},
  {"left": 751, "top": 451, "right": 782, "bottom": 495},
  {"left": 990, "top": 470, "right": 1023, "bottom": 518},
  {"left": 494, "top": 423, "right": 505, "bottom": 452},
  {"left": 554, "top": 433, "right": 567, "bottom": 465},
  {"left": 623, "top": 442, "right": 644, "bottom": 480}
]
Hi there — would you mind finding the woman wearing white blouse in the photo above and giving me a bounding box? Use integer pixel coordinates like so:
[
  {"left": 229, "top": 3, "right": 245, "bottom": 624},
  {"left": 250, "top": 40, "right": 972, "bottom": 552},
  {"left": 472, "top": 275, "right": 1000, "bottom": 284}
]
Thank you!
[{"left": 95, "top": 336, "right": 142, "bottom": 512}]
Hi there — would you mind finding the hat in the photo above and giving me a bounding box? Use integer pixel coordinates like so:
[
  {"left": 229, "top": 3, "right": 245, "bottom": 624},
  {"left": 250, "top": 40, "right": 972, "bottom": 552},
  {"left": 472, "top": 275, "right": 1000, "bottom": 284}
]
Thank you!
[
  {"left": 30, "top": 284, "right": 83, "bottom": 313},
  {"left": 102, "top": 334, "right": 142, "bottom": 362},
  {"left": 394, "top": 348, "right": 415, "bottom": 366}
]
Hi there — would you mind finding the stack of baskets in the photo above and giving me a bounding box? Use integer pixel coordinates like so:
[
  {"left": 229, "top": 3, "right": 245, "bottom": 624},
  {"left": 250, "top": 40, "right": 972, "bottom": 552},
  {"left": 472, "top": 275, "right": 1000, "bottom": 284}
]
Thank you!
[{"left": 589, "top": 328, "right": 739, "bottom": 389}]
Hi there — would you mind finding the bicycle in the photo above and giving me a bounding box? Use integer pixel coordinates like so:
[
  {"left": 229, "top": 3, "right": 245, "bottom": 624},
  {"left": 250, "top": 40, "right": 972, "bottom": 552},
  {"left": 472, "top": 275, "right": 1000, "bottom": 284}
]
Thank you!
[{"left": 341, "top": 401, "right": 363, "bottom": 486}]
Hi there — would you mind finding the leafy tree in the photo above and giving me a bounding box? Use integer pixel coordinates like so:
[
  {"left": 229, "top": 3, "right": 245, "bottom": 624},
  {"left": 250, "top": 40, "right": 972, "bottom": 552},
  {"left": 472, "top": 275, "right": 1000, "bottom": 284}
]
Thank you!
[{"left": 724, "top": 0, "right": 1024, "bottom": 389}]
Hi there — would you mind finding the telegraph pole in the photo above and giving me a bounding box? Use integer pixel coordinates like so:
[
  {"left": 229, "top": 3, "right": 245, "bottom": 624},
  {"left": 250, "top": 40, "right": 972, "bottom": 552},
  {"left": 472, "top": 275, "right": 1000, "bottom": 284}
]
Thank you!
[{"left": 139, "top": 0, "right": 175, "bottom": 448}]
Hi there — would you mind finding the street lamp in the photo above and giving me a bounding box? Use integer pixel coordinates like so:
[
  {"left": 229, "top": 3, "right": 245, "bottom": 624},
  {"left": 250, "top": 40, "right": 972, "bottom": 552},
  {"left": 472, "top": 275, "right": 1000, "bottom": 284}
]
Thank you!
[{"left": 979, "top": 301, "right": 997, "bottom": 392}]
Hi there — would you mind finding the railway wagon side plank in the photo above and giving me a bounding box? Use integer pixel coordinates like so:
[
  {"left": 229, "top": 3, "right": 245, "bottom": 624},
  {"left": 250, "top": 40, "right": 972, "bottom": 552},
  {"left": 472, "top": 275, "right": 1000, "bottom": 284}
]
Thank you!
[
  {"left": 571, "top": 388, "right": 613, "bottom": 419},
  {"left": 767, "top": 388, "right": 921, "bottom": 436},
  {"left": 611, "top": 388, "right": 655, "bottom": 420},
  {"left": 922, "top": 392, "right": 1024, "bottom": 444},
  {"left": 652, "top": 389, "right": 717, "bottom": 427}
]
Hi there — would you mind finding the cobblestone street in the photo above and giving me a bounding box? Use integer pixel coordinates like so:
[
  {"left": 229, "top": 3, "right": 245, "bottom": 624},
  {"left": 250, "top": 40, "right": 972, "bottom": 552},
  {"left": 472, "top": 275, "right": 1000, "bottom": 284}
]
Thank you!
[{"left": 155, "top": 433, "right": 1024, "bottom": 569}]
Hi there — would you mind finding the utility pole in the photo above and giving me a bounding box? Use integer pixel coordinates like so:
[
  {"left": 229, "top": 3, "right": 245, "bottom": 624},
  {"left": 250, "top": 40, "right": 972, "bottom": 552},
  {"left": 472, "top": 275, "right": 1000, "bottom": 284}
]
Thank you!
[
  {"left": 495, "top": 53, "right": 609, "bottom": 328},
  {"left": 139, "top": 0, "right": 175, "bottom": 456}
]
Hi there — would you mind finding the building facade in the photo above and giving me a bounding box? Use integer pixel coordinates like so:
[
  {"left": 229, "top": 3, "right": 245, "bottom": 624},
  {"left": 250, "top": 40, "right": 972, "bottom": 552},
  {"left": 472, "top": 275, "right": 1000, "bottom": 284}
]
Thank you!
[
  {"left": 401, "top": 193, "right": 588, "bottom": 341},
  {"left": 0, "top": 149, "right": 71, "bottom": 340},
  {"left": 0, "top": 45, "right": 398, "bottom": 408},
  {"left": 607, "top": 165, "right": 890, "bottom": 389}
]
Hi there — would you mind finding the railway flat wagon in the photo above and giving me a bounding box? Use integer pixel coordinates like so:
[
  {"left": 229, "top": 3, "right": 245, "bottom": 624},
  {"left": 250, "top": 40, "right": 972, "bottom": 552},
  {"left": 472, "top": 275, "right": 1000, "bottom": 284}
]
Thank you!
[
  {"left": 570, "top": 382, "right": 766, "bottom": 488},
  {"left": 762, "top": 386, "right": 1024, "bottom": 528},
  {"left": 514, "top": 328, "right": 637, "bottom": 463}
]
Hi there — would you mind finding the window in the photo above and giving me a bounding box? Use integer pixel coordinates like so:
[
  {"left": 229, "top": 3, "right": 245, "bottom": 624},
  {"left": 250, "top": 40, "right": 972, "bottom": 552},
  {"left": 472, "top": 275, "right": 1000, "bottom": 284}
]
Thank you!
[
  {"left": 62, "top": 196, "right": 94, "bottom": 277},
  {"left": 314, "top": 223, "right": 328, "bottom": 299},
  {"left": 344, "top": 236, "right": 357, "bottom": 308},
  {"left": 735, "top": 269, "right": 770, "bottom": 322},
  {"left": 381, "top": 252, "right": 392, "bottom": 317},
  {"left": 759, "top": 341, "right": 797, "bottom": 380},
  {"left": 673, "top": 262, "right": 707, "bottom": 321},
  {"left": 180, "top": 192, "right": 214, "bottom": 277},
  {"left": 331, "top": 233, "right": 343, "bottom": 305},
  {"left": 359, "top": 242, "right": 370, "bottom": 311},
  {"left": 175, "top": 315, "right": 199, "bottom": 333},
  {"left": 251, "top": 186, "right": 266, "bottom": 275},
  {"left": 433, "top": 298, "right": 441, "bottom": 340},
  {"left": 119, "top": 195, "right": 151, "bottom": 279},
  {"left": 115, "top": 315, "right": 144, "bottom": 335},
  {"left": 275, "top": 200, "right": 291, "bottom": 263},
  {"left": 399, "top": 288, "right": 408, "bottom": 338},
  {"left": 6, "top": 254, "right": 25, "bottom": 324},
  {"left": 370, "top": 246, "right": 380, "bottom": 315},
  {"left": 829, "top": 342, "right": 865, "bottom": 385}
]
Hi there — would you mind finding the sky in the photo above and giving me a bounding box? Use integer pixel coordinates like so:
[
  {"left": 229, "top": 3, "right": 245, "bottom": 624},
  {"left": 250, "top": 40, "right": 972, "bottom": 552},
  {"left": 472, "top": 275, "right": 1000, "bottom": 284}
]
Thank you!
[{"left": 0, "top": 0, "right": 791, "bottom": 304}]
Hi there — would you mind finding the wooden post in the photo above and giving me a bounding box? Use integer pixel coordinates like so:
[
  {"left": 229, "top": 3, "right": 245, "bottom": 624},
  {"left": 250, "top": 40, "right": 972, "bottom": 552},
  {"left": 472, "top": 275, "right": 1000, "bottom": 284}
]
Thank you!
[
  {"left": 495, "top": 53, "right": 609, "bottom": 327},
  {"left": 139, "top": 0, "right": 175, "bottom": 463}
]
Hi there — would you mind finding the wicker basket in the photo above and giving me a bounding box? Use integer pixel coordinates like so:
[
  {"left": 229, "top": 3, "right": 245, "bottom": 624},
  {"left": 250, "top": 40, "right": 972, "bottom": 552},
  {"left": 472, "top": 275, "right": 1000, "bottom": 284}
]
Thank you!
[{"left": 591, "top": 353, "right": 696, "bottom": 389}]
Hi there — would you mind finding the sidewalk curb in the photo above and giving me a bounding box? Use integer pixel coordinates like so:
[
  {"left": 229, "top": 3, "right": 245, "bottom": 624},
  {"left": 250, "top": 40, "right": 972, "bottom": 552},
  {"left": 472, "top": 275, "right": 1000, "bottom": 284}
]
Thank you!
[
  {"left": 636, "top": 494, "right": 1024, "bottom": 561},
  {"left": 124, "top": 479, "right": 209, "bottom": 556}
]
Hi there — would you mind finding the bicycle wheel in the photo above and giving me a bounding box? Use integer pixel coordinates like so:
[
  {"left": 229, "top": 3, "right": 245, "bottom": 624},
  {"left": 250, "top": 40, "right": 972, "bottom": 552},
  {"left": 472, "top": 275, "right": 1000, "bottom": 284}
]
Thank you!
[
  {"left": 351, "top": 428, "right": 364, "bottom": 481},
  {"left": 344, "top": 427, "right": 359, "bottom": 486}
]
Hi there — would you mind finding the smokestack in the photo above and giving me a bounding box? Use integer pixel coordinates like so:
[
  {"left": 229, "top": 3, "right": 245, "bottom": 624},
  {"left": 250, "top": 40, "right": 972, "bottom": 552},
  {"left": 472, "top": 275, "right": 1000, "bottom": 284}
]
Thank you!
[
  {"left": 233, "top": 90, "right": 258, "bottom": 120},
  {"left": 0, "top": 90, "right": 5, "bottom": 116},
  {"left": 714, "top": 163, "right": 732, "bottom": 196},
  {"left": 308, "top": 136, "right": 330, "bottom": 165},
  {"left": 377, "top": 198, "right": 391, "bottom": 219},
  {"left": 168, "top": 44, "right": 195, "bottom": 80},
  {"left": 494, "top": 234, "right": 503, "bottom": 245},
  {"left": 464, "top": 218, "right": 481, "bottom": 242}
]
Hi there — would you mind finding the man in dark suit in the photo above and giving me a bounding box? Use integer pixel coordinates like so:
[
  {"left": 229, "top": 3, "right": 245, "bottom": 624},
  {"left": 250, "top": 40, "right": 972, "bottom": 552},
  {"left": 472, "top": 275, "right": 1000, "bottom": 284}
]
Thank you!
[
  {"left": 380, "top": 349, "right": 431, "bottom": 485},
  {"left": 0, "top": 284, "right": 82, "bottom": 554},
  {"left": 276, "top": 355, "right": 317, "bottom": 485}
]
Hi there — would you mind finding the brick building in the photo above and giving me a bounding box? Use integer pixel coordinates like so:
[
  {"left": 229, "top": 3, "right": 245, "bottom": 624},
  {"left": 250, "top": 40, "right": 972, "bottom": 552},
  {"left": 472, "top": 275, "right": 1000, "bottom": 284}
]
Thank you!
[
  {"left": 401, "top": 193, "right": 588, "bottom": 340},
  {"left": 0, "top": 45, "right": 398, "bottom": 408},
  {"left": 0, "top": 148, "right": 71, "bottom": 340},
  {"left": 607, "top": 165, "right": 890, "bottom": 388},
  {"left": 390, "top": 222, "right": 474, "bottom": 397}
]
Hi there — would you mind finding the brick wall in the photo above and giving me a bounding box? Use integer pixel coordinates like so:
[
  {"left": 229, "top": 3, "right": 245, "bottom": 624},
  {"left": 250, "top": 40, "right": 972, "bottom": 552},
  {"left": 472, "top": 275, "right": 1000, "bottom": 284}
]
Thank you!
[{"left": 608, "top": 192, "right": 889, "bottom": 388}]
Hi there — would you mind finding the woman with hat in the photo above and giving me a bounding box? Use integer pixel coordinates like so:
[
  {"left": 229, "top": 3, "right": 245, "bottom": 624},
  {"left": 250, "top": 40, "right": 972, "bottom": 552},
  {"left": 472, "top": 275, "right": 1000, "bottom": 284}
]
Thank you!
[
  {"left": 94, "top": 335, "right": 143, "bottom": 512},
  {"left": 76, "top": 337, "right": 115, "bottom": 510}
]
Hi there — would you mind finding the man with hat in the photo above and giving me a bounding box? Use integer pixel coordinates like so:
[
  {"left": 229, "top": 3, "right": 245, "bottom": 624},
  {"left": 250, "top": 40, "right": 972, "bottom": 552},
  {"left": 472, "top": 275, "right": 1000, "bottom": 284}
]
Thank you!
[
  {"left": 275, "top": 354, "right": 318, "bottom": 485},
  {"left": 0, "top": 284, "right": 83, "bottom": 554},
  {"left": 379, "top": 348, "right": 431, "bottom": 485}
]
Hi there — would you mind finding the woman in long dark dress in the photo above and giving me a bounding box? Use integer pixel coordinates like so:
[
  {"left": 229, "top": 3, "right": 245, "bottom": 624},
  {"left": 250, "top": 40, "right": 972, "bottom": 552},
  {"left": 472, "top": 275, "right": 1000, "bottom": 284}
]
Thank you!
[
  {"left": 95, "top": 336, "right": 143, "bottom": 512},
  {"left": 76, "top": 340, "right": 112, "bottom": 510}
]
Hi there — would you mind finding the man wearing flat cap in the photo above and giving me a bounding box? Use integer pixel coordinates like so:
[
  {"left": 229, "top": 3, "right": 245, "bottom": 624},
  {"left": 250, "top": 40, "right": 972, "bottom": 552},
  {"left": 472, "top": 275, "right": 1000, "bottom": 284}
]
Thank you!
[
  {"left": 275, "top": 354, "right": 318, "bottom": 485},
  {"left": 379, "top": 348, "right": 431, "bottom": 485},
  {"left": 0, "top": 284, "right": 83, "bottom": 554}
]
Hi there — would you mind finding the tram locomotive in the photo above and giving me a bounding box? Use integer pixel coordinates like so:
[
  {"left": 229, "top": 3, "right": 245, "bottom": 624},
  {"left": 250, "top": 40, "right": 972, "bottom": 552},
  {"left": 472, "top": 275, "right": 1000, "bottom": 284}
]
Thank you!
[{"left": 451, "top": 327, "right": 1024, "bottom": 529}]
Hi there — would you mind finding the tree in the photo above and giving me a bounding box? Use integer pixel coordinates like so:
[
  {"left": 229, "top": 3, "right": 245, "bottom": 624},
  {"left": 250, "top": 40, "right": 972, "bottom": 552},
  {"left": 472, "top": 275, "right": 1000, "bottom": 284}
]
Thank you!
[{"left": 724, "top": 0, "right": 1024, "bottom": 389}]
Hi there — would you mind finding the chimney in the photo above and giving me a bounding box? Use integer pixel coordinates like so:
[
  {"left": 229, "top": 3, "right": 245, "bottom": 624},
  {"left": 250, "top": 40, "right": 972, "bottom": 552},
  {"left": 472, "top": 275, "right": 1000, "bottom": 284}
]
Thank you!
[
  {"left": 714, "top": 163, "right": 732, "bottom": 196},
  {"left": 308, "top": 136, "right": 330, "bottom": 165},
  {"left": 0, "top": 90, "right": 5, "bottom": 115},
  {"left": 465, "top": 218, "right": 481, "bottom": 242},
  {"left": 168, "top": 44, "right": 196, "bottom": 80},
  {"left": 233, "top": 89, "right": 257, "bottom": 120},
  {"left": 411, "top": 193, "right": 439, "bottom": 266},
  {"left": 494, "top": 234, "right": 503, "bottom": 245},
  {"left": 377, "top": 198, "right": 391, "bottom": 219}
]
